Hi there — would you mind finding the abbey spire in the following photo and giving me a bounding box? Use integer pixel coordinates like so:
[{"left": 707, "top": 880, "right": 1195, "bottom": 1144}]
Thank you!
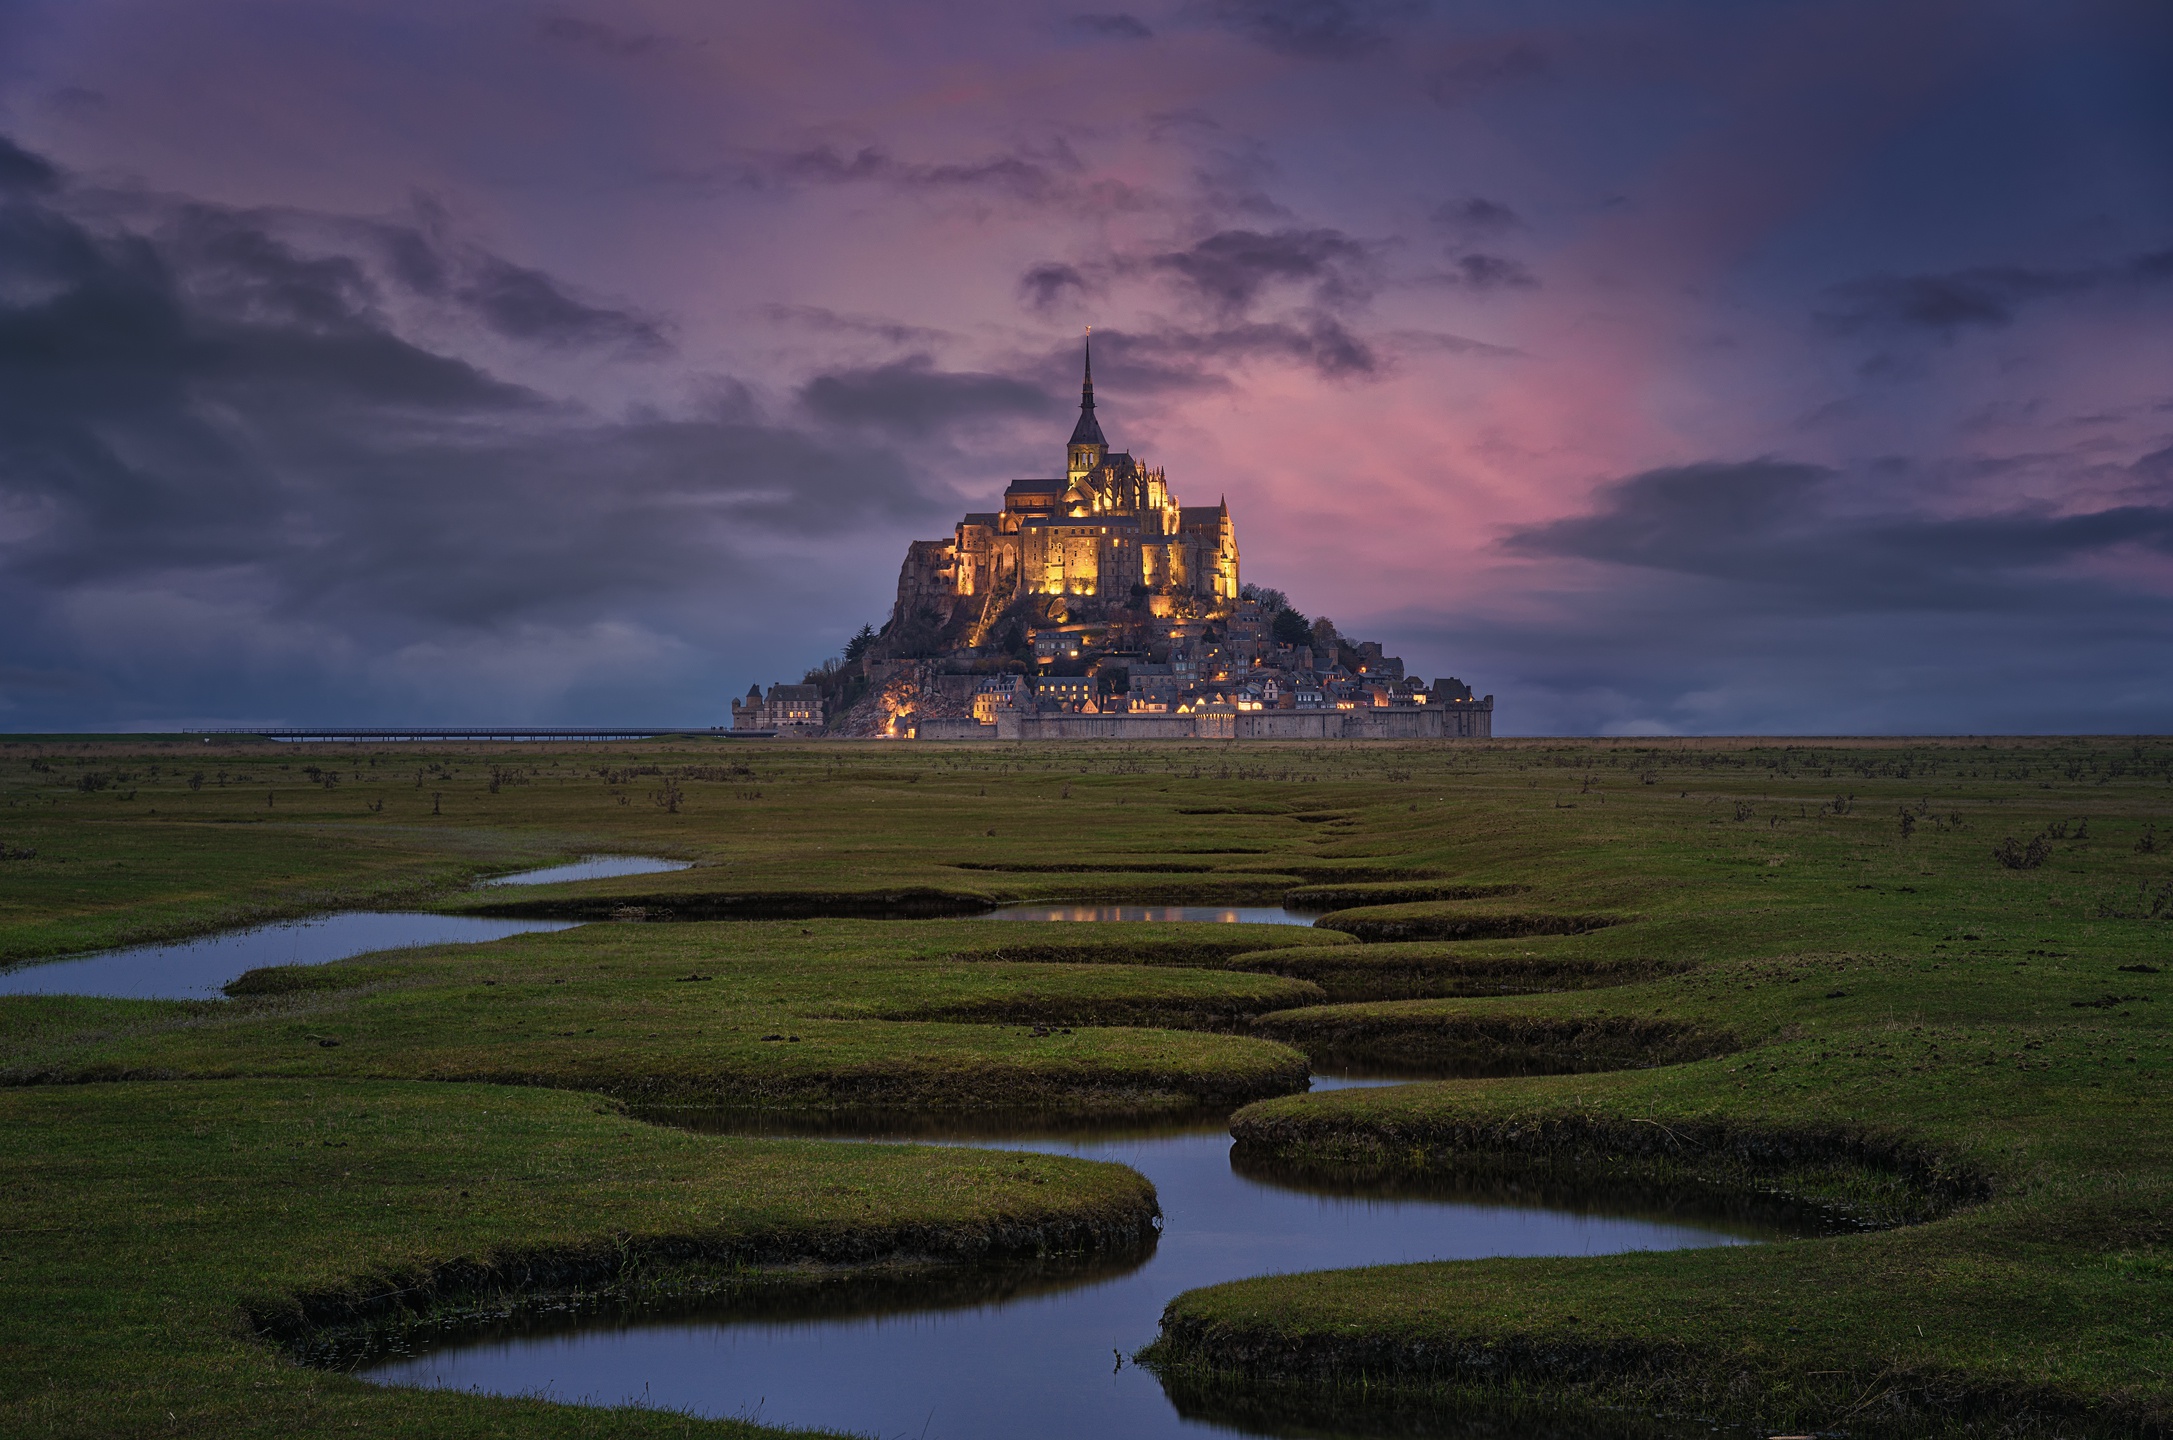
[{"left": 1066, "top": 331, "right": 1107, "bottom": 475}]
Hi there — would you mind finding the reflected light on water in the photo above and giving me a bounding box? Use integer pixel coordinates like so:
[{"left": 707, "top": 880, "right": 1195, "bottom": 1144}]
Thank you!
[{"left": 982, "top": 904, "right": 1320, "bottom": 926}]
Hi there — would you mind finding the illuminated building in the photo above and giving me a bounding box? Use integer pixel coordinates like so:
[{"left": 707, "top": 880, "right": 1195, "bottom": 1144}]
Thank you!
[{"left": 891, "top": 339, "right": 1240, "bottom": 640}]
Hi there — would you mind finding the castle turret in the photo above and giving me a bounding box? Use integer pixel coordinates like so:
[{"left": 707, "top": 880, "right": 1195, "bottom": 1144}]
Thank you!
[{"left": 1066, "top": 333, "right": 1107, "bottom": 478}]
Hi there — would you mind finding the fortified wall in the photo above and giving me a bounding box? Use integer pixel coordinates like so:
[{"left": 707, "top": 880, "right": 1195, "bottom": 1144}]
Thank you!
[{"left": 915, "top": 698, "right": 1494, "bottom": 742}]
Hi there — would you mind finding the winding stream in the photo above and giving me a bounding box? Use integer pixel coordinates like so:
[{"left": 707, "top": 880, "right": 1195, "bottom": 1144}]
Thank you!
[
  {"left": 479, "top": 855, "right": 692, "bottom": 887},
  {"left": 0, "top": 854, "right": 683, "bottom": 1000},
  {"left": 9, "top": 860, "right": 1766, "bottom": 1436},
  {"left": 358, "top": 1087, "right": 1790, "bottom": 1439}
]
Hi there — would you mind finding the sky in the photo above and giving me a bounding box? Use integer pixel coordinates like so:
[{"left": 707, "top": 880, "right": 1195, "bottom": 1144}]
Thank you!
[{"left": 1, "top": 0, "right": 2170, "bottom": 735}]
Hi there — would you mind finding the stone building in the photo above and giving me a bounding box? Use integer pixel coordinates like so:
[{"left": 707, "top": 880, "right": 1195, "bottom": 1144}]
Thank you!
[
  {"left": 730, "top": 683, "right": 825, "bottom": 733},
  {"left": 889, "top": 341, "right": 1240, "bottom": 646}
]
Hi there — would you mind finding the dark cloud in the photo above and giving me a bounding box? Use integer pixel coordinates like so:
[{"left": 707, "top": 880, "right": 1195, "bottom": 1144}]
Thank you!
[
  {"left": 1382, "top": 327, "right": 1522, "bottom": 359},
  {"left": 1433, "top": 196, "right": 1522, "bottom": 235},
  {"left": 1204, "top": 0, "right": 1426, "bottom": 60},
  {"left": 747, "top": 142, "right": 1087, "bottom": 205},
  {"left": 1821, "top": 245, "right": 2173, "bottom": 336},
  {"left": 162, "top": 204, "right": 388, "bottom": 334},
  {"left": 1353, "top": 456, "right": 2173, "bottom": 735},
  {"left": 0, "top": 136, "right": 60, "bottom": 194},
  {"left": 1019, "top": 261, "right": 1093, "bottom": 313},
  {"left": 1070, "top": 13, "right": 1154, "bottom": 40},
  {"left": 0, "top": 136, "right": 944, "bottom": 727},
  {"left": 1505, "top": 462, "right": 1826, "bottom": 572},
  {"left": 1053, "top": 316, "right": 1379, "bottom": 386},
  {"left": 1014, "top": 224, "right": 1380, "bottom": 333},
  {"left": 2129, "top": 442, "right": 2173, "bottom": 494},
  {"left": 346, "top": 202, "right": 669, "bottom": 354},
  {"left": 538, "top": 15, "right": 678, "bottom": 58},
  {"left": 1385, "top": 576, "right": 2173, "bottom": 737},
  {"left": 454, "top": 254, "right": 671, "bottom": 355},
  {"left": 1425, "top": 37, "right": 1548, "bottom": 106},
  {"left": 1143, "top": 108, "right": 1223, "bottom": 141},
  {"left": 797, "top": 355, "right": 1059, "bottom": 436},
  {"left": 758, "top": 304, "right": 950, "bottom": 347},
  {"left": 41, "top": 86, "right": 109, "bottom": 118},
  {"left": 1197, "top": 315, "right": 1377, "bottom": 375},
  {"left": 1503, "top": 460, "right": 2173, "bottom": 610},
  {"left": 1444, "top": 252, "right": 1536, "bottom": 290},
  {"left": 1424, "top": 201, "right": 1537, "bottom": 289},
  {"left": 1152, "top": 226, "right": 1376, "bottom": 315}
]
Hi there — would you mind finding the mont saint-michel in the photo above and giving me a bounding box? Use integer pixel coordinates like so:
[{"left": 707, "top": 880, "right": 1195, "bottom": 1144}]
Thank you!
[{"left": 736, "top": 345, "right": 1494, "bottom": 741}]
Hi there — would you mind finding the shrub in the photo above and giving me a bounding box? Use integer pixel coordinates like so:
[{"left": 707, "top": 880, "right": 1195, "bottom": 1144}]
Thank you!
[{"left": 1992, "top": 833, "right": 2051, "bottom": 870}]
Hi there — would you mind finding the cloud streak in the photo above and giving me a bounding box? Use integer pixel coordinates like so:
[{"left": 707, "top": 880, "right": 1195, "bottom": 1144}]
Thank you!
[
  {"left": 1820, "top": 246, "right": 2173, "bottom": 336},
  {"left": 1151, "top": 226, "right": 1379, "bottom": 315},
  {"left": 0, "top": 136, "right": 942, "bottom": 725},
  {"left": 798, "top": 355, "right": 1059, "bottom": 436},
  {"left": 1504, "top": 461, "right": 2173, "bottom": 610},
  {"left": 1205, "top": 0, "right": 1427, "bottom": 60}
]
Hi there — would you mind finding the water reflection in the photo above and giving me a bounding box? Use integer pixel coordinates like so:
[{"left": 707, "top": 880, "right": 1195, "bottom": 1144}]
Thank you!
[
  {"left": 0, "top": 911, "right": 577, "bottom": 1001},
  {"left": 480, "top": 855, "right": 691, "bottom": 886},
  {"left": 361, "top": 1096, "right": 1795, "bottom": 1439},
  {"left": 0, "top": 855, "right": 690, "bottom": 1000},
  {"left": 984, "top": 904, "right": 1321, "bottom": 926}
]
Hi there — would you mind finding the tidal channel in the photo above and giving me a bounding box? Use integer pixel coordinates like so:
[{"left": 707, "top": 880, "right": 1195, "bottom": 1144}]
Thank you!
[
  {"left": 10, "top": 865, "right": 1788, "bottom": 1433},
  {"left": 0, "top": 854, "right": 686, "bottom": 999},
  {"left": 359, "top": 1089, "right": 1795, "bottom": 1440}
]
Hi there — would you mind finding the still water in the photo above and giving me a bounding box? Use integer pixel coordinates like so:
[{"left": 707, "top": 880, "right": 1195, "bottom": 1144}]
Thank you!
[
  {"left": 3, "top": 867, "right": 1311, "bottom": 1000},
  {"left": 0, "top": 854, "right": 686, "bottom": 1000},
  {"left": 0, "top": 911, "right": 578, "bottom": 1001},
  {"left": 480, "top": 855, "right": 690, "bottom": 886},
  {"left": 362, "top": 1092, "right": 1781, "bottom": 1439},
  {"left": 984, "top": 904, "right": 1321, "bottom": 925}
]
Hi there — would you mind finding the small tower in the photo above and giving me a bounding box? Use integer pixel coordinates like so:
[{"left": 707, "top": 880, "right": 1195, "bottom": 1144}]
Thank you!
[{"left": 1066, "top": 332, "right": 1108, "bottom": 480}]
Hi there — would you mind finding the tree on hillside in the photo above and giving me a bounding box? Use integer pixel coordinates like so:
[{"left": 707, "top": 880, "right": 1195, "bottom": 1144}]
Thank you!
[{"left": 1271, "top": 607, "right": 1311, "bottom": 647}]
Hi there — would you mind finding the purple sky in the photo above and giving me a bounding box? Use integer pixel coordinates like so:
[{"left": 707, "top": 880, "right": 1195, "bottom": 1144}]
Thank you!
[{"left": 2, "top": 0, "right": 2170, "bottom": 733}]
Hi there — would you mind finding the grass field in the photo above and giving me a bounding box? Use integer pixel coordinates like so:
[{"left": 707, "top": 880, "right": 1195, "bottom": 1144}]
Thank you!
[{"left": 4, "top": 733, "right": 2172, "bottom": 1437}]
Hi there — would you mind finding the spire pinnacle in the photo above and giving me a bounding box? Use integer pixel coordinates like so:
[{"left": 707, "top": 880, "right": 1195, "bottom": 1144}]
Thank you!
[{"left": 1067, "top": 327, "right": 1107, "bottom": 452}]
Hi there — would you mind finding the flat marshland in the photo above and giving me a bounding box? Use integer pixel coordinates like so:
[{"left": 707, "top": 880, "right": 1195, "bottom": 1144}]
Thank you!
[{"left": 2, "top": 734, "right": 2170, "bottom": 1437}]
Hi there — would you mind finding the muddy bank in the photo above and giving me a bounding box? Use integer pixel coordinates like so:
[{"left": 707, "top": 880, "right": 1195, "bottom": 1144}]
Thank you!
[
  {"left": 432, "top": 1052, "right": 1314, "bottom": 1114},
  {"left": 466, "top": 887, "right": 995, "bottom": 921},
  {"left": 1252, "top": 1007, "right": 1734, "bottom": 1077},
  {"left": 1315, "top": 910, "right": 1633, "bottom": 942},
  {"left": 1221, "top": 945, "right": 1688, "bottom": 1001},
  {"left": 1228, "top": 1106, "right": 1991, "bottom": 1228},
  {"left": 886, "top": 985, "right": 1325, "bottom": 1032},
  {"left": 1144, "top": 1312, "right": 2139, "bottom": 1440},
  {"left": 1282, "top": 882, "right": 1529, "bottom": 911},
  {"left": 257, "top": 1183, "right": 1161, "bottom": 1367}
]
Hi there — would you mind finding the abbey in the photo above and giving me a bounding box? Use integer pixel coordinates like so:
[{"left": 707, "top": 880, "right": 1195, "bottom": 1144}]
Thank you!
[
  {"left": 892, "top": 341, "right": 1239, "bottom": 644},
  {"left": 737, "top": 342, "right": 1493, "bottom": 740}
]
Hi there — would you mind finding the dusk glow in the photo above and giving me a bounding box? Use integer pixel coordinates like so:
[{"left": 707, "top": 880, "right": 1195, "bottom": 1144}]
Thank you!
[{"left": 3, "top": 1, "right": 2170, "bottom": 732}]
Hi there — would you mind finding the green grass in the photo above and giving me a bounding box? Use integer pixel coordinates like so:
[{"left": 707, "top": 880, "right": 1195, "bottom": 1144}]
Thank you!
[
  {"left": 5, "top": 733, "right": 2173, "bottom": 1435},
  {"left": 0, "top": 1079, "right": 1155, "bottom": 1440},
  {"left": 3, "top": 921, "right": 1316, "bottom": 1109}
]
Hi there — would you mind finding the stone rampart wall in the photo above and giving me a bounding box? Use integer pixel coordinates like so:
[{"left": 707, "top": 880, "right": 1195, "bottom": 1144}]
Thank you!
[{"left": 968, "top": 699, "right": 1493, "bottom": 742}]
